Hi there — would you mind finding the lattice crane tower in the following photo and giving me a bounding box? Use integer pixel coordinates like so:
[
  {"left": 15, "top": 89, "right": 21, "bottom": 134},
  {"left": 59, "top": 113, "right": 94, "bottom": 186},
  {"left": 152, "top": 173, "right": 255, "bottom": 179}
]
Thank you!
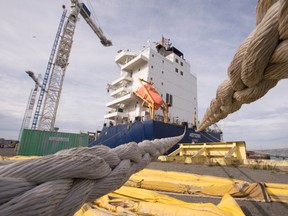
[
  {"left": 32, "top": 0, "right": 112, "bottom": 131},
  {"left": 19, "top": 71, "right": 41, "bottom": 139}
]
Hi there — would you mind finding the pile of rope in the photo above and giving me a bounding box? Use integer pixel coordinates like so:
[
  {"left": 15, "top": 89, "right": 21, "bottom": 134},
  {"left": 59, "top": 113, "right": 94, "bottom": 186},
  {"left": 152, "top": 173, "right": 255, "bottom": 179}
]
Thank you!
[
  {"left": 0, "top": 133, "right": 183, "bottom": 216},
  {"left": 198, "top": 0, "right": 288, "bottom": 131}
]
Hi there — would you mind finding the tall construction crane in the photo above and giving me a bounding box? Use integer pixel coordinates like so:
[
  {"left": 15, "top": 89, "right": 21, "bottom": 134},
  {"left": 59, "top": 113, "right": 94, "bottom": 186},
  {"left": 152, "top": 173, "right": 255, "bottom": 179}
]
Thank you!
[
  {"left": 32, "top": 0, "right": 112, "bottom": 131},
  {"left": 31, "top": 6, "right": 67, "bottom": 130},
  {"left": 19, "top": 71, "right": 41, "bottom": 137}
]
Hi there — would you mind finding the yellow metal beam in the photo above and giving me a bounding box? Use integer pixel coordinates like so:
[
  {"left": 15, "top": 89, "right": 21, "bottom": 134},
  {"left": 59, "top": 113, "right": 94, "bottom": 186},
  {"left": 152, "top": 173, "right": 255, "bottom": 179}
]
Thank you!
[
  {"left": 225, "top": 144, "right": 237, "bottom": 158},
  {"left": 159, "top": 141, "right": 247, "bottom": 165},
  {"left": 192, "top": 146, "right": 206, "bottom": 158}
]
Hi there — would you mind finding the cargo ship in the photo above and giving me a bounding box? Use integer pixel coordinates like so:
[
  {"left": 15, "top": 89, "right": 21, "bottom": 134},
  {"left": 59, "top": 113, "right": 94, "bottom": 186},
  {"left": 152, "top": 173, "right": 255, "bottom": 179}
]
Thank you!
[{"left": 90, "top": 37, "right": 222, "bottom": 153}]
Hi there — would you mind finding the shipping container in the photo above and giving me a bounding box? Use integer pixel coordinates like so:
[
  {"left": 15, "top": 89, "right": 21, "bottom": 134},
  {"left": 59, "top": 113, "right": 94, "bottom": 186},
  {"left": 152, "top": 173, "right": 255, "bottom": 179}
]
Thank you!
[{"left": 17, "top": 129, "right": 89, "bottom": 156}]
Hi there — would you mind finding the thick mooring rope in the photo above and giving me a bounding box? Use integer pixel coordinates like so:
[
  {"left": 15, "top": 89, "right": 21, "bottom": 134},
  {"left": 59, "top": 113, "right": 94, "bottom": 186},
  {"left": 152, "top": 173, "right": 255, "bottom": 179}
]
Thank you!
[
  {"left": 198, "top": 0, "right": 288, "bottom": 131},
  {"left": 0, "top": 133, "right": 184, "bottom": 216}
]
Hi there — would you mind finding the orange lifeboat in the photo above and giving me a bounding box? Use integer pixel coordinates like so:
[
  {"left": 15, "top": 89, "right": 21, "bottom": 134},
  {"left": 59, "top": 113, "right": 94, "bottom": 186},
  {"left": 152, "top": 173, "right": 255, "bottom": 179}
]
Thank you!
[
  {"left": 135, "top": 83, "right": 163, "bottom": 110},
  {"left": 134, "top": 78, "right": 170, "bottom": 123}
]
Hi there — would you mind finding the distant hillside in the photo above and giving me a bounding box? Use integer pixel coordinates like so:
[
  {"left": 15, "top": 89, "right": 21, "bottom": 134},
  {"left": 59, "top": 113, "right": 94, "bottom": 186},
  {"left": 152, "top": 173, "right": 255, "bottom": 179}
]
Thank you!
[{"left": 255, "top": 148, "right": 288, "bottom": 158}]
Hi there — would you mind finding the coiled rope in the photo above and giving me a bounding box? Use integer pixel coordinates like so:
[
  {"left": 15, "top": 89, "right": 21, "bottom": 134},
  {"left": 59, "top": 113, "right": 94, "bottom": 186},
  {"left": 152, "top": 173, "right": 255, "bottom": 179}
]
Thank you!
[
  {"left": 198, "top": 0, "right": 288, "bottom": 131},
  {"left": 0, "top": 133, "right": 184, "bottom": 216}
]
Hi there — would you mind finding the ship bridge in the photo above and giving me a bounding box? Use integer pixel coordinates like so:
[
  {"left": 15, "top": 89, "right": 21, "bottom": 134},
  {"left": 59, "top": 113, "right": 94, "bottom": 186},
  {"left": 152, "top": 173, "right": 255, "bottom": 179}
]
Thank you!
[
  {"left": 115, "top": 50, "right": 148, "bottom": 72},
  {"left": 115, "top": 50, "right": 137, "bottom": 65}
]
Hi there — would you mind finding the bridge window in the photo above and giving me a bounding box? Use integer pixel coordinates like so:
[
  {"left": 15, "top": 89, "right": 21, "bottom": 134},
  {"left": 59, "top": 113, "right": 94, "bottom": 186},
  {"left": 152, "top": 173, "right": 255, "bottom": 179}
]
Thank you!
[{"left": 166, "top": 93, "right": 173, "bottom": 105}]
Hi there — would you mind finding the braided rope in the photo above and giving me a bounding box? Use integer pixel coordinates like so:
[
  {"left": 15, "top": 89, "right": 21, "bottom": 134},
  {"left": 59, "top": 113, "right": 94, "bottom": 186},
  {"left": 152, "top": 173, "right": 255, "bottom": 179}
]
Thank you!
[
  {"left": 198, "top": 0, "right": 288, "bottom": 131},
  {"left": 0, "top": 133, "right": 184, "bottom": 216}
]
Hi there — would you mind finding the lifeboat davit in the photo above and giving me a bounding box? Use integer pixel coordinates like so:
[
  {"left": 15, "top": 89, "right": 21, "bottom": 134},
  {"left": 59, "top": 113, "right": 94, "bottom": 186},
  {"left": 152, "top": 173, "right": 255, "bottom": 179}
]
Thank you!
[{"left": 135, "top": 84, "right": 163, "bottom": 110}]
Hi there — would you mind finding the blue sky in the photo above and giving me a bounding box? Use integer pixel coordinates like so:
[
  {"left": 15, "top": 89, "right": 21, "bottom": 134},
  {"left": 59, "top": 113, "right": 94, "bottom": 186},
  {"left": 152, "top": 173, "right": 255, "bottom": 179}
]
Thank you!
[{"left": 0, "top": 0, "right": 287, "bottom": 150}]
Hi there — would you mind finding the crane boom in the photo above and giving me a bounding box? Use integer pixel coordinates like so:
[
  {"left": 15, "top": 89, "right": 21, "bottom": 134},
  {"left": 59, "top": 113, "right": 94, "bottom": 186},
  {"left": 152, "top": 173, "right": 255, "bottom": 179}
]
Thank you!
[
  {"left": 80, "top": 3, "right": 112, "bottom": 46},
  {"left": 26, "top": 70, "right": 41, "bottom": 87},
  {"left": 37, "top": 1, "right": 112, "bottom": 131}
]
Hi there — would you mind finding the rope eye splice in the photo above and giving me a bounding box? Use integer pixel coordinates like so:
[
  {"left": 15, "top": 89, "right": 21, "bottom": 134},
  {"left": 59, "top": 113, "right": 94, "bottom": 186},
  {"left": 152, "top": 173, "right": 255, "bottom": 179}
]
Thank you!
[{"left": 0, "top": 131, "right": 185, "bottom": 216}]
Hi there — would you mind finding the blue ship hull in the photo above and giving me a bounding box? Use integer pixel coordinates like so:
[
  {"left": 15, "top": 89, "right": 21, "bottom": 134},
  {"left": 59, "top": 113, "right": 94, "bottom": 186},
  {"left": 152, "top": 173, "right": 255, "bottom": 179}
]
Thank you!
[{"left": 89, "top": 120, "right": 222, "bottom": 154}]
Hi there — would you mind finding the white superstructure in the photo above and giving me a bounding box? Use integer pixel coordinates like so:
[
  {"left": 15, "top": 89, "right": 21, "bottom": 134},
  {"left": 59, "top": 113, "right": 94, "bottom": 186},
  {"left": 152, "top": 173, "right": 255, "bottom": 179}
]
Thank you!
[{"left": 105, "top": 39, "right": 198, "bottom": 128}]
